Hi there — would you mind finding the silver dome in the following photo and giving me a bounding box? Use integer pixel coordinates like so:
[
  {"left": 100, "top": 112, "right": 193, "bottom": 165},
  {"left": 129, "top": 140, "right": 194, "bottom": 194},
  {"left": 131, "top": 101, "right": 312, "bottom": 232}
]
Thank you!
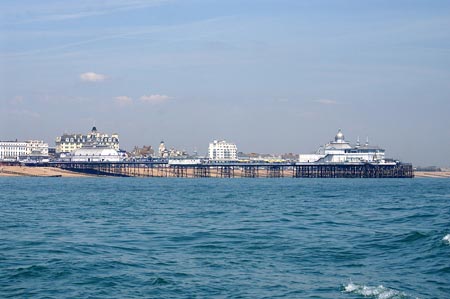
[{"left": 335, "top": 129, "right": 345, "bottom": 142}]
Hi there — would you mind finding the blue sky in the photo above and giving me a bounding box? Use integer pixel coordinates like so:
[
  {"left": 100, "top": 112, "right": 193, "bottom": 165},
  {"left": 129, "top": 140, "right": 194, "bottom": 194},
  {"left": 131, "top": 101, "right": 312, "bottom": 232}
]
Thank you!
[{"left": 1, "top": 0, "right": 450, "bottom": 166}]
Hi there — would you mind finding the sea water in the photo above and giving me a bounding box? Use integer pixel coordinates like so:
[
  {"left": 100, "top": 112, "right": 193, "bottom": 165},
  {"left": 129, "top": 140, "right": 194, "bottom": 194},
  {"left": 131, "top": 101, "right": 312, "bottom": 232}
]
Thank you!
[{"left": 0, "top": 178, "right": 449, "bottom": 299}]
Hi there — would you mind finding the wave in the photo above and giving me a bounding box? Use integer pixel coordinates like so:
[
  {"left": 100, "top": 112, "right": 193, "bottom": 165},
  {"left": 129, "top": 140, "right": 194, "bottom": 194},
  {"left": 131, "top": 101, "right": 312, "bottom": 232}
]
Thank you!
[
  {"left": 443, "top": 234, "right": 450, "bottom": 245},
  {"left": 151, "top": 277, "right": 169, "bottom": 285},
  {"left": 10, "top": 264, "right": 49, "bottom": 279},
  {"left": 343, "top": 282, "right": 417, "bottom": 299},
  {"left": 397, "top": 231, "right": 428, "bottom": 243}
]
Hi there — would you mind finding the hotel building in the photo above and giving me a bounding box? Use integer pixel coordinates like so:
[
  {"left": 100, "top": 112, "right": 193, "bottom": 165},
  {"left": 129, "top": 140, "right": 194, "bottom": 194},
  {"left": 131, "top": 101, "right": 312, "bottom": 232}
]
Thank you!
[
  {"left": 55, "top": 126, "right": 119, "bottom": 153},
  {"left": 0, "top": 140, "right": 49, "bottom": 161},
  {"left": 208, "top": 140, "right": 238, "bottom": 161}
]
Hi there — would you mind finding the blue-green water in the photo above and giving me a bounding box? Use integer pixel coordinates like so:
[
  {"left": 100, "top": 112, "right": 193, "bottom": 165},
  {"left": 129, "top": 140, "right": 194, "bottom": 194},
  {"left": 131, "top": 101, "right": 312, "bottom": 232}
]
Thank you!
[{"left": 1, "top": 178, "right": 449, "bottom": 299}]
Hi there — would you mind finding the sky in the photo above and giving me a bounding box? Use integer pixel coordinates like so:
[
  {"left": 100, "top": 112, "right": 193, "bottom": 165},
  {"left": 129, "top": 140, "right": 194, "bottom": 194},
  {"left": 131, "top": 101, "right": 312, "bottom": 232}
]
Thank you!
[{"left": 1, "top": 0, "right": 449, "bottom": 166}]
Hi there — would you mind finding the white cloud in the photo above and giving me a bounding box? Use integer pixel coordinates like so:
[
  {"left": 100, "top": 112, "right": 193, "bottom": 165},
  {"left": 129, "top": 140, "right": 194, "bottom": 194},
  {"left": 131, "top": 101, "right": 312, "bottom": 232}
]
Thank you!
[
  {"left": 115, "top": 96, "right": 133, "bottom": 106},
  {"left": 139, "top": 94, "right": 171, "bottom": 104},
  {"left": 80, "top": 72, "right": 106, "bottom": 82},
  {"left": 315, "top": 99, "right": 338, "bottom": 105},
  {"left": 11, "top": 96, "right": 24, "bottom": 105},
  {"left": 7, "top": 109, "right": 40, "bottom": 118},
  {"left": 4, "top": 1, "right": 171, "bottom": 24}
]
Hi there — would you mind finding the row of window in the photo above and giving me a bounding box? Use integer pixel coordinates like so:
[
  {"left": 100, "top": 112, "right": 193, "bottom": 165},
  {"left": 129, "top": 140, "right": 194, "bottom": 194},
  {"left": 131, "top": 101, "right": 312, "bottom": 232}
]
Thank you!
[
  {"left": 60, "top": 138, "right": 119, "bottom": 143},
  {"left": 0, "top": 148, "right": 26, "bottom": 151}
]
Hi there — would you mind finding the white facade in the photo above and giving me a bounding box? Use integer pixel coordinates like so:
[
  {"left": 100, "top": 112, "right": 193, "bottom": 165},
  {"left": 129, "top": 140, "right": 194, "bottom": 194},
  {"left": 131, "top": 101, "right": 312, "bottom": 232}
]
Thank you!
[
  {"left": 71, "top": 147, "right": 121, "bottom": 162},
  {"left": 168, "top": 159, "right": 202, "bottom": 165},
  {"left": 299, "top": 129, "right": 386, "bottom": 164},
  {"left": 0, "top": 140, "right": 48, "bottom": 161},
  {"left": 26, "top": 140, "right": 49, "bottom": 156},
  {"left": 158, "top": 141, "right": 167, "bottom": 157},
  {"left": 208, "top": 140, "right": 237, "bottom": 161},
  {"left": 55, "top": 127, "right": 119, "bottom": 153},
  {"left": 0, "top": 141, "right": 27, "bottom": 161}
]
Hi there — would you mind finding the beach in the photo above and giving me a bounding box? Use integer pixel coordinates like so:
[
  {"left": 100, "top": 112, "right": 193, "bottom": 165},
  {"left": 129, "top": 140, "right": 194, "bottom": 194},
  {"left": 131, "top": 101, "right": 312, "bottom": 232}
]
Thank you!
[
  {"left": 0, "top": 166, "right": 92, "bottom": 177},
  {"left": 414, "top": 171, "right": 450, "bottom": 178}
]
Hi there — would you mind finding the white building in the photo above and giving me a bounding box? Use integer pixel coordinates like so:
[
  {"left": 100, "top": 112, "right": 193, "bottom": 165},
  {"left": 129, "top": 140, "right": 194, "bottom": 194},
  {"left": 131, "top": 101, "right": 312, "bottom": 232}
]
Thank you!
[
  {"left": 0, "top": 140, "right": 49, "bottom": 161},
  {"left": 168, "top": 159, "right": 202, "bottom": 165},
  {"left": 0, "top": 141, "right": 27, "bottom": 161},
  {"left": 158, "top": 141, "right": 168, "bottom": 158},
  {"left": 55, "top": 126, "right": 119, "bottom": 153},
  {"left": 299, "top": 129, "right": 386, "bottom": 164},
  {"left": 27, "top": 140, "right": 49, "bottom": 156},
  {"left": 208, "top": 140, "right": 237, "bottom": 161},
  {"left": 71, "top": 146, "right": 121, "bottom": 162}
]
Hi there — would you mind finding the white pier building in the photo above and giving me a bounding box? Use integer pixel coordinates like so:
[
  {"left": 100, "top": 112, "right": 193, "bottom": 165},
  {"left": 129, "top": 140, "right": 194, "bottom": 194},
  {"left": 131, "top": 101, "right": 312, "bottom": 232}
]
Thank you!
[
  {"left": 299, "top": 129, "right": 387, "bottom": 164},
  {"left": 70, "top": 146, "right": 121, "bottom": 162}
]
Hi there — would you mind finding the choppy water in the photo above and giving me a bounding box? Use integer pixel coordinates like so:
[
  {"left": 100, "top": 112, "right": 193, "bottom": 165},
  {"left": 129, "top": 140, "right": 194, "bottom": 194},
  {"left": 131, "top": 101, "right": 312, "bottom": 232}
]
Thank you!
[{"left": 1, "top": 178, "right": 449, "bottom": 299}]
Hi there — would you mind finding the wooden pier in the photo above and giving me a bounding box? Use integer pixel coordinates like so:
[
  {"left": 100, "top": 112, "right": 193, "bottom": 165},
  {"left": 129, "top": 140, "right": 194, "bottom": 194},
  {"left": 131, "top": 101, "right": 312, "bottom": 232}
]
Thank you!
[{"left": 49, "top": 161, "right": 414, "bottom": 178}]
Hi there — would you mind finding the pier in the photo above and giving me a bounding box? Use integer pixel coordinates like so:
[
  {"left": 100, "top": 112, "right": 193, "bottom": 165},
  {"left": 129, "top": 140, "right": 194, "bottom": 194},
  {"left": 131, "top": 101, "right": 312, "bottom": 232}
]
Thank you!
[{"left": 49, "top": 161, "right": 414, "bottom": 178}]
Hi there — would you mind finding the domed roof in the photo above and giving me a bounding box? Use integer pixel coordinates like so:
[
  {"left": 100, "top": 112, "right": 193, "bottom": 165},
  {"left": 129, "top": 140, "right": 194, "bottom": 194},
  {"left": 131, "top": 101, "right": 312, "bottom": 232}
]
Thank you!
[
  {"left": 334, "top": 129, "right": 345, "bottom": 142},
  {"left": 73, "top": 147, "right": 119, "bottom": 156}
]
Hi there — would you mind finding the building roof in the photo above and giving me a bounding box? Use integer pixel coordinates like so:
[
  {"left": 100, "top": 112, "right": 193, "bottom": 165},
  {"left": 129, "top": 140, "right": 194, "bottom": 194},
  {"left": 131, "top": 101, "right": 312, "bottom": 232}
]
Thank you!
[
  {"left": 72, "top": 147, "right": 119, "bottom": 156},
  {"left": 352, "top": 145, "right": 385, "bottom": 151}
]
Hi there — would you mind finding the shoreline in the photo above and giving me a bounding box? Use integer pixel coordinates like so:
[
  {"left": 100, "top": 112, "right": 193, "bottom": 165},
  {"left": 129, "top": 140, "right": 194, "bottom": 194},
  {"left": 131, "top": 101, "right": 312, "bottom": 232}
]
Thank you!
[{"left": 0, "top": 165, "right": 449, "bottom": 178}]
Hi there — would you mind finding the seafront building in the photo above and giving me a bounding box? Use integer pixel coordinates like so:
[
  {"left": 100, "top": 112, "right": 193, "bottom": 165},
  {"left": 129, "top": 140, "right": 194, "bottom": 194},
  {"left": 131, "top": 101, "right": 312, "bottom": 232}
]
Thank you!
[
  {"left": 0, "top": 140, "right": 49, "bottom": 162},
  {"left": 208, "top": 140, "right": 238, "bottom": 161},
  {"left": 131, "top": 145, "right": 155, "bottom": 158},
  {"left": 0, "top": 141, "right": 27, "bottom": 161},
  {"left": 55, "top": 126, "right": 119, "bottom": 153},
  {"left": 158, "top": 141, "right": 169, "bottom": 158},
  {"left": 70, "top": 146, "right": 122, "bottom": 162},
  {"left": 299, "top": 129, "right": 387, "bottom": 163},
  {"left": 158, "top": 141, "right": 188, "bottom": 158}
]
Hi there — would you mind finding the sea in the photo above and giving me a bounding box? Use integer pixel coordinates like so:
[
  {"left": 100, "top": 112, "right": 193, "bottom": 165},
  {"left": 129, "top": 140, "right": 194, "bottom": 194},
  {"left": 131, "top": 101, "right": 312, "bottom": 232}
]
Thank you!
[{"left": 0, "top": 178, "right": 449, "bottom": 299}]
